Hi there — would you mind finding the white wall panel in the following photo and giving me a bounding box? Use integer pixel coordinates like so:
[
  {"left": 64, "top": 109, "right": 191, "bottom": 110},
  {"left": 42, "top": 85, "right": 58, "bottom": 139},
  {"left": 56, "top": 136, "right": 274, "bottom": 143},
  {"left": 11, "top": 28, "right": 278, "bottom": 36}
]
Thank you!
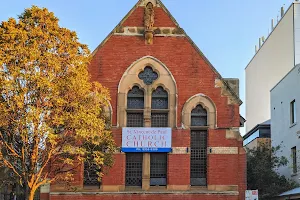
[{"left": 245, "top": 4, "right": 295, "bottom": 132}]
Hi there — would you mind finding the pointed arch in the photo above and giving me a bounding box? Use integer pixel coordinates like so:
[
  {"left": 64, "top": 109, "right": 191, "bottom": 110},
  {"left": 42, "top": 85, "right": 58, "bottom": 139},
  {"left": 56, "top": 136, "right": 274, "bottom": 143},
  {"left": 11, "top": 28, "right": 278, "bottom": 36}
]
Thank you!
[
  {"left": 117, "top": 56, "right": 177, "bottom": 127},
  {"left": 182, "top": 94, "right": 217, "bottom": 129}
]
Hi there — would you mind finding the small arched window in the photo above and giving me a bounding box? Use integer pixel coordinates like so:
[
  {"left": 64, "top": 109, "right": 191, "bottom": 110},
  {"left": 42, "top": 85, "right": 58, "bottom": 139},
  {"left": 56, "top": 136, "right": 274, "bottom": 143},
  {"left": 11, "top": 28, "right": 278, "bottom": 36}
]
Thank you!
[
  {"left": 151, "top": 86, "right": 168, "bottom": 127},
  {"left": 127, "top": 86, "right": 144, "bottom": 127},
  {"left": 191, "top": 105, "right": 207, "bottom": 126}
]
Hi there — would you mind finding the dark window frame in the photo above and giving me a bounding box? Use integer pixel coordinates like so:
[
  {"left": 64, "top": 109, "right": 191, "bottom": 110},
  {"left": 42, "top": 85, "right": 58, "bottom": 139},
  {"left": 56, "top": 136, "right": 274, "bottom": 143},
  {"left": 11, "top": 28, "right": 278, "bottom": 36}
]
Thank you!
[
  {"left": 292, "top": 146, "right": 297, "bottom": 174},
  {"left": 125, "top": 153, "right": 143, "bottom": 187},
  {"left": 151, "top": 86, "right": 169, "bottom": 127},
  {"left": 291, "top": 100, "right": 296, "bottom": 125},
  {"left": 150, "top": 153, "right": 168, "bottom": 186},
  {"left": 83, "top": 161, "right": 100, "bottom": 187},
  {"left": 127, "top": 86, "right": 145, "bottom": 127},
  {"left": 190, "top": 104, "right": 208, "bottom": 186}
]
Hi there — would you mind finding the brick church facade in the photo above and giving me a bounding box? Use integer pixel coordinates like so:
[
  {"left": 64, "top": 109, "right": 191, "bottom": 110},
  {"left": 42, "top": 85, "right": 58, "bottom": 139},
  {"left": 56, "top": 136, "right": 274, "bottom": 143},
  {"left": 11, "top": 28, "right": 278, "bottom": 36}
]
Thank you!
[{"left": 43, "top": 0, "right": 246, "bottom": 199}]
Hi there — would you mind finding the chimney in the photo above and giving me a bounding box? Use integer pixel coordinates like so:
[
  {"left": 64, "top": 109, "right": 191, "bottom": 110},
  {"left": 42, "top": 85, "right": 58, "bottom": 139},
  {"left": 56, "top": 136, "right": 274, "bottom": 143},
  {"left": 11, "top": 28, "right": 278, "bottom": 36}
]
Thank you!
[
  {"left": 262, "top": 36, "right": 265, "bottom": 43},
  {"left": 281, "top": 6, "right": 285, "bottom": 18},
  {"left": 271, "top": 19, "right": 274, "bottom": 31},
  {"left": 255, "top": 45, "right": 258, "bottom": 53}
]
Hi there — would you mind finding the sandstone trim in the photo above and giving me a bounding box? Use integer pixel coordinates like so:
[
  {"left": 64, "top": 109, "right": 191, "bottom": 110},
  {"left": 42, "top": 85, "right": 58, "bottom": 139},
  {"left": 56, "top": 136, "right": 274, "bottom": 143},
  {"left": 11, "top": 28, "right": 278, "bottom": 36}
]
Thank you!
[
  {"left": 208, "top": 147, "right": 238, "bottom": 154},
  {"left": 215, "top": 79, "right": 240, "bottom": 105},
  {"left": 207, "top": 185, "right": 238, "bottom": 192},
  {"left": 50, "top": 191, "right": 239, "bottom": 195},
  {"left": 117, "top": 56, "right": 177, "bottom": 128},
  {"left": 225, "top": 128, "right": 243, "bottom": 141},
  {"left": 181, "top": 93, "right": 216, "bottom": 129},
  {"left": 171, "top": 147, "right": 189, "bottom": 154}
]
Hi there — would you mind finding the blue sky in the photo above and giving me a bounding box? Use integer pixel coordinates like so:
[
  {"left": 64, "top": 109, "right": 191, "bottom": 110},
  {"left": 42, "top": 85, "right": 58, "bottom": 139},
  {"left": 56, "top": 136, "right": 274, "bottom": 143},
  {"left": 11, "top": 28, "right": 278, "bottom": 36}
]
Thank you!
[{"left": 0, "top": 0, "right": 295, "bottom": 134}]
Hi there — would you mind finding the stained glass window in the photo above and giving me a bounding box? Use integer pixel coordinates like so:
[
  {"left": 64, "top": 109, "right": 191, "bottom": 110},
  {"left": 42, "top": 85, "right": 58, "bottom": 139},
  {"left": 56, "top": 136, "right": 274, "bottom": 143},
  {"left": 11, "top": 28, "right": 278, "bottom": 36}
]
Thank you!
[
  {"left": 191, "top": 105, "right": 207, "bottom": 126},
  {"left": 127, "top": 86, "right": 144, "bottom": 127},
  {"left": 138, "top": 66, "right": 158, "bottom": 85},
  {"left": 151, "top": 87, "right": 168, "bottom": 127}
]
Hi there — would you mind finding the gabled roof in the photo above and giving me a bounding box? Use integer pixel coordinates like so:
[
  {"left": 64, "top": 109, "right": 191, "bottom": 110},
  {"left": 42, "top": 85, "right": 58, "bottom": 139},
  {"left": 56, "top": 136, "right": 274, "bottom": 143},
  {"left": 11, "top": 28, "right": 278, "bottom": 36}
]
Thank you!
[{"left": 91, "top": 0, "right": 242, "bottom": 105}]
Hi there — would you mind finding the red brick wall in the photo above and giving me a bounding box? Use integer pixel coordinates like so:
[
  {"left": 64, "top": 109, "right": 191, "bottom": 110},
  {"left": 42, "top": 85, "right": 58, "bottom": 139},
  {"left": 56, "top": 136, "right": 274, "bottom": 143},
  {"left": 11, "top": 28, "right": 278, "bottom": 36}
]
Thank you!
[
  {"left": 238, "top": 149, "right": 247, "bottom": 200},
  {"left": 40, "top": 193, "right": 50, "bottom": 200},
  {"left": 102, "top": 154, "right": 126, "bottom": 185},
  {"left": 51, "top": 194, "right": 239, "bottom": 200},
  {"left": 207, "top": 154, "right": 239, "bottom": 185},
  {"left": 172, "top": 129, "right": 190, "bottom": 147},
  {"left": 168, "top": 154, "right": 190, "bottom": 185},
  {"left": 123, "top": 7, "right": 177, "bottom": 27},
  {"left": 89, "top": 36, "right": 240, "bottom": 128},
  {"left": 52, "top": 3, "right": 246, "bottom": 200},
  {"left": 208, "top": 129, "right": 240, "bottom": 147}
]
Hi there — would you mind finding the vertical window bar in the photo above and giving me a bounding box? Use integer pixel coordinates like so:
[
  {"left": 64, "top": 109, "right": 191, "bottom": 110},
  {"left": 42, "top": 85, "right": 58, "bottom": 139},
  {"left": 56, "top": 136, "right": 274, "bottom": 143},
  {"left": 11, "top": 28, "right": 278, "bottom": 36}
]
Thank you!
[
  {"left": 151, "top": 113, "right": 168, "bottom": 127},
  {"left": 190, "top": 130, "right": 207, "bottom": 186},
  {"left": 150, "top": 153, "right": 167, "bottom": 186},
  {"left": 126, "top": 153, "right": 143, "bottom": 186},
  {"left": 127, "top": 113, "right": 144, "bottom": 127},
  {"left": 84, "top": 162, "right": 100, "bottom": 186}
]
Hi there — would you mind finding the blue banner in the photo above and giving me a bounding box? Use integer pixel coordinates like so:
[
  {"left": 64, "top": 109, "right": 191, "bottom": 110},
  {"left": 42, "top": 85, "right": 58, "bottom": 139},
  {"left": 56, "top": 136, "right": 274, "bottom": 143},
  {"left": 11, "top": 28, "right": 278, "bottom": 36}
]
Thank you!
[{"left": 121, "top": 147, "right": 172, "bottom": 153}]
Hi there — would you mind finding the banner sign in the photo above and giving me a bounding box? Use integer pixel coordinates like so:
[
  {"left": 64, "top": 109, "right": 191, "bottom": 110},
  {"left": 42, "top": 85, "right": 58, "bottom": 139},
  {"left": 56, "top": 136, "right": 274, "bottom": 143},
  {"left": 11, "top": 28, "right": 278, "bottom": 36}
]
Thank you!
[
  {"left": 121, "top": 127, "right": 172, "bottom": 152},
  {"left": 245, "top": 190, "right": 258, "bottom": 200}
]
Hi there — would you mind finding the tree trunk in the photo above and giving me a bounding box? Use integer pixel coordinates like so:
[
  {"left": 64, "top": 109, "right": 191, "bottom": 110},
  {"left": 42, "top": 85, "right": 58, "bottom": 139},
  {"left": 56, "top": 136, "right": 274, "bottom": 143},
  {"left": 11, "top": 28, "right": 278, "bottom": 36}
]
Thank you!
[
  {"left": 25, "top": 185, "right": 29, "bottom": 200},
  {"left": 29, "top": 189, "right": 35, "bottom": 200},
  {"left": 24, "top": 184, "right": 36, "bottom": 200}
]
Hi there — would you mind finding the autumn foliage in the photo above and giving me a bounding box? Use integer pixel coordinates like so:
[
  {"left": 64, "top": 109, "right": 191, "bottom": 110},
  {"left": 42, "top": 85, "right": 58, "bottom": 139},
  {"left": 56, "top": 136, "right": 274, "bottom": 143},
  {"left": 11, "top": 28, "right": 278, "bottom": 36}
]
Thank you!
[{"left": 0, "top": 6, "right": 115, "bottom": 200}]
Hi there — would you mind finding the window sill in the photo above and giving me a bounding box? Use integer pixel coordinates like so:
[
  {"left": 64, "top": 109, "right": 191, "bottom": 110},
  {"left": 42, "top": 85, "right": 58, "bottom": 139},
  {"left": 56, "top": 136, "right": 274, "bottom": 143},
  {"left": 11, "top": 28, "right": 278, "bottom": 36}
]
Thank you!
[
  {"left": 124, "top": 186, "right": 143, "bottom": 191},
  {"left": 290, "top": 122, "right": 297, "bottom": 128}
]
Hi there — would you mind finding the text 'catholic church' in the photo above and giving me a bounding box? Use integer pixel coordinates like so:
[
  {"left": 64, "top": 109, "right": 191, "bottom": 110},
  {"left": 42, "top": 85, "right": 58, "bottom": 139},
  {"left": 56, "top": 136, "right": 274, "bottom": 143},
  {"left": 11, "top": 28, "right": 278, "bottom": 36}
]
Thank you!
[{"left": 46, "top": 0, "right": 246, "bottom": 199}]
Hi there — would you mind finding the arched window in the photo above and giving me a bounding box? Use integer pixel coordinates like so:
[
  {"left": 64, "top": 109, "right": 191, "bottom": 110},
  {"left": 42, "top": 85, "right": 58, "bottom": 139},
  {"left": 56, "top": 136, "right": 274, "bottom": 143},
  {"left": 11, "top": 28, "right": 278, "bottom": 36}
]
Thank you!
[
  {"left": 127, "top": 86, "right": 144, "bottom": 127},
  {"left": 150, "top": 86, "right": 168, "bottom": 186},
  {"left": 190, "top": 104, "right": 208, "bottom": 186},
  {"left": 151, "top": 86, "right": 168, "bottom": 127},
  {"left": 191, "top": 105, "right": 207, "bottom": 126}
]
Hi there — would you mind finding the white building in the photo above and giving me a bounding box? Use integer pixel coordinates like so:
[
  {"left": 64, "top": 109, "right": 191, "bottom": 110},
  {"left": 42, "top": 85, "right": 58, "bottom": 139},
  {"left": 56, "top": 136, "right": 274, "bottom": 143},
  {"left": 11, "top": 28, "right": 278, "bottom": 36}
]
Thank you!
[
  {"left": 271, "top": 64, "right": 300, "bottom": 183},
  {"left": 246, "top": 2, "right": 300, "bottom": 132}
]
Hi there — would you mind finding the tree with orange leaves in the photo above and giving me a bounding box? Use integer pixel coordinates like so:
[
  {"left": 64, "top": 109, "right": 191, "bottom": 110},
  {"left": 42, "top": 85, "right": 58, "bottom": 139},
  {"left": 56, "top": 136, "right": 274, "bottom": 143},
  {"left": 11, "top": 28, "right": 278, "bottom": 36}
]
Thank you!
[{"left": 0, "top": 6, "right": 115, "bottom": 200}]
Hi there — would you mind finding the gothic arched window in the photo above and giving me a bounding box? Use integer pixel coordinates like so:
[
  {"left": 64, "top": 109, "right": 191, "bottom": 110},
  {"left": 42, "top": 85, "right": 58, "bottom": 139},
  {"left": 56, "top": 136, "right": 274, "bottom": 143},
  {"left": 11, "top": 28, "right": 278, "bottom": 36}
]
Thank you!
[
  {"left": 190, "top": 104, "right": 208, "bottom": 186},
  {"left": 191, "top": 105, "right": 207, "bottom": 127},
  {"left": 151, "top": 86, "right": 168, "bottom": 127},
  {"left": 127, "top": 86, "right": 144, "bottom": 127}
]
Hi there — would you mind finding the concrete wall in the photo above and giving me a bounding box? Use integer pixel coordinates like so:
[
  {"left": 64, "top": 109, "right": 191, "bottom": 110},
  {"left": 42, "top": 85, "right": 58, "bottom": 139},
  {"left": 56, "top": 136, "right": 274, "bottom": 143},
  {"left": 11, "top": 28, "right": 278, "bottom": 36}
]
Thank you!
[
  {"left": 271, "top": 65, "right": 300, "bottom": 183},
  {"left": 294, "top": 3, "right": 300, "bottom": 65},
  {"left": 245, "top": 4, "right": 295, "bottom": 132}
]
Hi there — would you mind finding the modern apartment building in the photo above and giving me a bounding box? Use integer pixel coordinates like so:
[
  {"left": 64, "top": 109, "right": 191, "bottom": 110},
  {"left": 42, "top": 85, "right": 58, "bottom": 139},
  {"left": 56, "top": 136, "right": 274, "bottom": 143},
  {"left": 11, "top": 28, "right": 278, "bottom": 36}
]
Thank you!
[
  {"left": 271, "top": 64, "right": 300, "bottom": 183},
  {"left": 246, "top": 2, "right": 300, "bottom": 133}
]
